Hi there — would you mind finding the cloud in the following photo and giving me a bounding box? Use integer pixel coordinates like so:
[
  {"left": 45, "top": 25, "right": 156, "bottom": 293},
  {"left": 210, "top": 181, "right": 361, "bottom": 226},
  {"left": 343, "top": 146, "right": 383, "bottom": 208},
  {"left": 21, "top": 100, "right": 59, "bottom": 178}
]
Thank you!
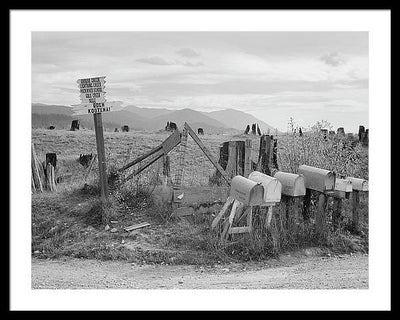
[
  {"left": 181, "top": 61, "right": 204, "bottom": 67},
  {"left": 136, "top": 56, "right": 203, "bottom": 67},
  {"left": 320, "top": 52, "right": 347, "bottom": 67},
  {"left": 136, "top": 56, "right": 173, "bottom": 65},
  {"left": 176, "top": 47, "right": 200, "bottom": 58}
]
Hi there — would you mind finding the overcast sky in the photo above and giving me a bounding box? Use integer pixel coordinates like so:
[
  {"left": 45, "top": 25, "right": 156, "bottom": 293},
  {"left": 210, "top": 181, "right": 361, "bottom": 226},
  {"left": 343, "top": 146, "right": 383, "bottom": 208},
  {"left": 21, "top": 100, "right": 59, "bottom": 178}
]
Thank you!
[{"left": 32, "top": 31, "right": 368, "bottom": 132}]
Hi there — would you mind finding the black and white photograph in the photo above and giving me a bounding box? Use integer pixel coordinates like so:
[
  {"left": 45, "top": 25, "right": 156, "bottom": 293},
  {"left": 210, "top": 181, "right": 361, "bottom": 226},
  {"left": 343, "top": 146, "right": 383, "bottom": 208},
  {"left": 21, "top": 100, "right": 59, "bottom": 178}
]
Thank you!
[{"left": 10, "top": 9, "right": 391, "bottom": 311}]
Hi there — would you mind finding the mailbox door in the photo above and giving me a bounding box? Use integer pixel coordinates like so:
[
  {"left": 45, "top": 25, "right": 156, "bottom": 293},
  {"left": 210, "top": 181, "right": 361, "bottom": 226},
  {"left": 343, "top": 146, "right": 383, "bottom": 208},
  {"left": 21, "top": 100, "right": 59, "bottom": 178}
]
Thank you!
[
  {"left": 335, "top": 178, "right": 353, "bottom": 193},
  {"left": 230, "top": 175, "right": 264, "bottom": 205},
  {"left": 274, "top": 171, "right": 306, "bottom": 197},
  {"left": 248, "top": 171, "right": 281, "bottom": 202}
]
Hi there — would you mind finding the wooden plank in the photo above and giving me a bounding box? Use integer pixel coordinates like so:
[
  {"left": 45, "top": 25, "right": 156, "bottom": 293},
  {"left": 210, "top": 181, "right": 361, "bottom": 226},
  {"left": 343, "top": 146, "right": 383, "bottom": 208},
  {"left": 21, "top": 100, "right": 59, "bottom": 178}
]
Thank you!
[
  {"left": 31, "top": 143, "right": 44, "bottom": 192},
  {"left": 316, "top": 193, "right": 327, "bottom": 238},
  {"left": 229, "top": 226, "right": 251, "bottom": 234},
  {"left": 220, "top": 219, "right": 231, "bottom": 245},
  {"left": 84, "top": 154, "right": 97, "bottom": 182},
  {"left": 234, "top": 205, "right": 249, "bottom": 224},
  {"left": 228, "top": 200, "right": 241, "bottom": 224},
  {"left": 225, "top": 141, "right": 237, "bottom": 178},
  {"left": 175, "top": 186, "right": 229, "bottom": 205},
  {"left": 352, "top": 190, "right": 360, "bottom": 232},
  {"left": 184, "top": 122, "right": 231, "bottom": 184},
  {"left": 246, "top": 207, "right": 253, "bottom": 232},
  {"left": 265, "top": 206, "right": 274, "bottom": 228},
  {"left": 161, "top": 129, "right": 181, "bottom": 154},
  {"left": 244, "top": 139, "right": 252, "bottom": 178},
  {"left": 302, "top": 188, "right": 311, "bottom": 221},
  {"left": 332, "top": 197, "right": 342, "bottom": 231},
  {"left": 31, "top": 175, "right": 36, "bottom": 193},
  {"left": 122, "top": 150, "right": 164, "bottom": 183},
  {"left": 124, "top": 222, "right": 150, "bottom": 232},
  {"left": 174, "top": 128, "right": 188, "bottom": 187},
  {"left": 174, "top": 206, "right": 195, "bottom": 217},
  {"left": 211, "top": 196, "right": 234, "bottom": 229},
  {"left": 51, "top": 165, "right": 57, "bottom": 191},
  {"left": 117, "top": 145, "right": 162, "bottom": 173}
]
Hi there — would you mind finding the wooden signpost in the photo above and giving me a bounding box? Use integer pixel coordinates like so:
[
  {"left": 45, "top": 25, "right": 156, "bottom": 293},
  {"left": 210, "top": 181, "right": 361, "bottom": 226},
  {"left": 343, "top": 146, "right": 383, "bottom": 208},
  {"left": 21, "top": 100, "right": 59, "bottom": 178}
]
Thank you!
[{"left": 72, "top": 76, "right": 123, "bottom": 202}]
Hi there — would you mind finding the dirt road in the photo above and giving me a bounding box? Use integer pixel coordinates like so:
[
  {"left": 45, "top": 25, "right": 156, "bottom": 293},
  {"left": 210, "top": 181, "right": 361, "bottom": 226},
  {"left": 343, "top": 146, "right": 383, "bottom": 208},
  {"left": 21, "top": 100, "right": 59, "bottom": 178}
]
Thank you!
[{"left": 32, "top": 252, "right": 368, "bottom": 289}]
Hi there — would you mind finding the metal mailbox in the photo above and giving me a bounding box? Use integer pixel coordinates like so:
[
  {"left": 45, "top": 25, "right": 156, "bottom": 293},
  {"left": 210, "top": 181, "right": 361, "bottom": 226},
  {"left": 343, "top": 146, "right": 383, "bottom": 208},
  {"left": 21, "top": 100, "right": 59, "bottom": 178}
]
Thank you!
[
  {"left": 346, "top": 177, "right": 368, "bottom": 191},
  {"left": 248, "top": 171, "right": 282, "bottom": 203},
  {"left": 334, "top": 178, "right": 353, "bottom": 199},
  {"left": 274, "top": 171, "right": 306, "bottom": 197},
  {"left": 229, "top": 175, "right": 264, "bottom": 206},
  {"left": 298, "top": 164, "right": 336, "bottom": 193}
]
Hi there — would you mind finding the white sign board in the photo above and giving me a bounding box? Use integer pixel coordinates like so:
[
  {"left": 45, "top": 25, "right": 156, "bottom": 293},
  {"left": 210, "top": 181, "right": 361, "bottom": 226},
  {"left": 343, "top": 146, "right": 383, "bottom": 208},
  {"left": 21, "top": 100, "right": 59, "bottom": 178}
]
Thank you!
[
  {"left": 77, "top": 76, "right": 106, "bottom": 104},
  {"left": 71, "top": 101, "right": 123, "bottom": 115},
  {"left": 72, "top": 76, "right": 124, "bottom": 115}
]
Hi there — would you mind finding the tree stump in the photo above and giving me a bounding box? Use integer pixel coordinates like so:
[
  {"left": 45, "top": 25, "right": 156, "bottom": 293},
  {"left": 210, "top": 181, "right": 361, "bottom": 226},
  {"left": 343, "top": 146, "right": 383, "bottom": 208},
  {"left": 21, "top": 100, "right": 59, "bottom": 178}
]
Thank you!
[
  {"left": 70, "top": 120, "right": 80, "bottom": 131},
  {"left": 218, "top": 140, "right": 245, "bottom": 178},
  {"left": 257, "top": 135, "right": 278, "bottom": 175},
  {"left": 46, "top": 153, "right": 57, "bottom": 168},
  {"left": 45, "top": 163, "right": 57, "bottom": 192},
  {"left": 163, "top": 154, "right": 172, "bottom": 185},
  {"left": 244, "top": 139, "right": 252, "bottom": 177}
]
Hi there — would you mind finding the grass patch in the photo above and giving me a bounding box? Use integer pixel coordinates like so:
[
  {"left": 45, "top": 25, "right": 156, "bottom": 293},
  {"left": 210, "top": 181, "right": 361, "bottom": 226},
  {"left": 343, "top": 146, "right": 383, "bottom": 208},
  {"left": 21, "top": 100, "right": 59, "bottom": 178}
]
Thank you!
[{"left": 32, "top": 125, "right": 369, "bottom": 265}]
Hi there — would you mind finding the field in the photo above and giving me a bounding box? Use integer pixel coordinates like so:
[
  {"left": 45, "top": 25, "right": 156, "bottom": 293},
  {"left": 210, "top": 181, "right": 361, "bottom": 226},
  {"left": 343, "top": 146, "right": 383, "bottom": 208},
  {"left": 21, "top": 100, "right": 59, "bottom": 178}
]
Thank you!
[{"left": 31, "top": 125, "right": 369, "bottom": 265}]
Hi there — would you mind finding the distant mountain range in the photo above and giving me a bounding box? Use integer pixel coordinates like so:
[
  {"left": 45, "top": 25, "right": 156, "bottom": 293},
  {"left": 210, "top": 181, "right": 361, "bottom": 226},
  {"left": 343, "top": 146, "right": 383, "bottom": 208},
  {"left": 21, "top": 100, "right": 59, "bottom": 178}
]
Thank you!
[{"left": 31, "top": 103, "right": 280, "bottom": 134}]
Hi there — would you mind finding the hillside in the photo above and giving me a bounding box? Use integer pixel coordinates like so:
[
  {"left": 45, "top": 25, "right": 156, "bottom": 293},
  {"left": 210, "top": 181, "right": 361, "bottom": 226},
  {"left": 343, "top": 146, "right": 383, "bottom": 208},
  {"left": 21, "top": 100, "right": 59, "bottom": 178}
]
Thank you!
[
  {"left": 31, "top": 103, "right": 276, "bottom": 134},
  {"left": 123, "top": 105, "right": 173, "bottom": 119},
  {"left": 151, "top": 108, "right": 228, "bottom": 130},
  {"left": 205, "top": 108, "right": 280, "bottom": 134},
  {"left": 75, "top": 110, "right": 150, "bottom": 130},
  {"left": 32, "top": 103, "right": 73, "bottom": 116}
]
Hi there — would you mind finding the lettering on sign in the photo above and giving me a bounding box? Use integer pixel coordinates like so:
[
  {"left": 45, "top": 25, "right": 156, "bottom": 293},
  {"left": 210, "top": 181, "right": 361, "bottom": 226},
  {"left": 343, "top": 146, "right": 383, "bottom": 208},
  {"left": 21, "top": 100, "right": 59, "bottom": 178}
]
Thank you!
[
  {"left": 72, "top": 76, "right": 123, "bottom": 115},
  {"left": 77, "top": 76, "right": 106, "bottom": 104},
  {"left": 71, "top": 101, "right": 124, "bottom": 115}
]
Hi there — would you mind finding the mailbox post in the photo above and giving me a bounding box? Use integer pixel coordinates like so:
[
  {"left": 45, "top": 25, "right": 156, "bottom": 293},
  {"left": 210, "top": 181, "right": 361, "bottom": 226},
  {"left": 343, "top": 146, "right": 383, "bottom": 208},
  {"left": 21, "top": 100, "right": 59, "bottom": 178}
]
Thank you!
[
  {"left": 298, "top": 165, "right": 336, "bottom": 240},
  {"left": 212, "top": 173, "right": 282, "bottom": 246},
  {"left": 332, "top": 178, "right": 353, "bottom": 230},
  {"left": 346, "top": 177, "right": 368, "bottom": 232},
  {"left": 273, "top": 171, "right": 306, "bottom": 229}
]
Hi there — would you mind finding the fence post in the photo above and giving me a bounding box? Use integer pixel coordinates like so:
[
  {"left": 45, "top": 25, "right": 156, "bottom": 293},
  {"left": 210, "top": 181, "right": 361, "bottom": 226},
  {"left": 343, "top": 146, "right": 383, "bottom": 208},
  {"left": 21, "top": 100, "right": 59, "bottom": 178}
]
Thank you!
[
  {"left": 316, "top": 193, "right": 328, "bottom": 240},
  {"left": 93, "top": 112, "right": 108, "bottom": 201},
  {"left": 244, "top": 139, "right": 252, "bottom": 177},
  {"left": 302, "top": 188, "right": 312, "bottom": 222},
  {"left": 352, "top": 190, "right": 360, "bottom": 232},
  {"left": 332, "top": 197, "right": 343, "bottom": 231}
]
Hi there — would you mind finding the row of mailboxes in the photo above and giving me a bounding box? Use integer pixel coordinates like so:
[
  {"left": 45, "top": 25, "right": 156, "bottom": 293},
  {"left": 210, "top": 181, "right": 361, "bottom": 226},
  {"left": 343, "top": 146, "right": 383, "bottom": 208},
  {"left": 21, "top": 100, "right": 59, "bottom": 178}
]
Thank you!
[
  {"left": 334, "top": 177, "right": 368, "bottom": 198},
  {"left": 229, "top": 167, "right": 368, "bottom": 205},
  {"left": 229, "top": 172, "right": 282, "bottom": 206}
]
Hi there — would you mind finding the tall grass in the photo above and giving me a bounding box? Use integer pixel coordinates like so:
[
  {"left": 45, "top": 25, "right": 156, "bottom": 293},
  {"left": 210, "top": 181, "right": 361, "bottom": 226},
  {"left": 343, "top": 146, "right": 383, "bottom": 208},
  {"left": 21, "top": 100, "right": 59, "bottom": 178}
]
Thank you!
[{"left": 278, "top": 119, "right": 368, "bottom": 179}]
